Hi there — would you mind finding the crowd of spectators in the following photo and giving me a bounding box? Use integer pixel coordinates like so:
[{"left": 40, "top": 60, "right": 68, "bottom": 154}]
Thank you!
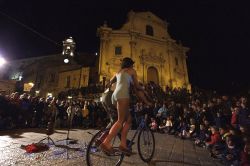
[
  {"left": 0, "top": 81, "right": 249, "bottom": 165},
  {"left": 143, "top": 83, "right": 250, "bottom": 166},
  {"left": 0, "top": 92, "right": 108, "bottom": 130}
]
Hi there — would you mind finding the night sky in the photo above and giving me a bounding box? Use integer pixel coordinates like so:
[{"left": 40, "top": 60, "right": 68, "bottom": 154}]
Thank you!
[{"left": 0, "top": 0, "right": 250, "bottom": 93}]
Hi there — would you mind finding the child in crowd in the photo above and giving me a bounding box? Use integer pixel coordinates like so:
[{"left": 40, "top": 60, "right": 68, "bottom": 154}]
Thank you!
[
  {"left": 187, "top": 118, "right": 196, "bottom": 138},
  {"left": 231, "top": 107, "right": 239, "bottom": 129},
  {"left": 219, "top": 126, "right": 231, "bottom": 142},
  {"left": 194, "top": 124, "right": 209, "bottom": 147},
  {"left": 159, "top": 116, "right": 172, "bottom": 133},
  {"left": 149, "top": 118, "right": 158, "bottom": 131},
  {"left": 205, "top": 126, "right": 221, "bottom": 150},
  {"left": 210, "top": 126, "right": 231, "bottom": 158},
  {"left": 220, "top": 136, "right": 240, "bottom": 165},
  {"left": 177, "top": 118, "right": 188, "bottom": 139}
]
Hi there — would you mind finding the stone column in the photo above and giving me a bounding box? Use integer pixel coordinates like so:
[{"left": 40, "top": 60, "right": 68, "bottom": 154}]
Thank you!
[
  {"left": 97, "top": 23, "right": 112, "bottom": 81},
  {"left": 182, "top": 54, "right": 189, "bottom": 86},
  {"left": 129, "top": 31, "right": 137, "bottom": 60}
]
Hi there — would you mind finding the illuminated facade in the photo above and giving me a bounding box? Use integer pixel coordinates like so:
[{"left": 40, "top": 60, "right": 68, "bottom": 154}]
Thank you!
[
  {"left": 4, "top": 53, "right": 97, "bottom": 97},
  {"left": 97, "top": 11, "right": 190, "bottom": 90},
  {"left": 58, "top": 67, "right": 90, "bottom": 92}
]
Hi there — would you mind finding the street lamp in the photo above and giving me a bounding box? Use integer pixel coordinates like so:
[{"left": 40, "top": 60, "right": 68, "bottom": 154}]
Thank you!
[
  {"left": 0, "top": 56, "right": 6, "bottom": 67},
  {"left": 64, "top": 58, "right": 69, "bottom": 64}
]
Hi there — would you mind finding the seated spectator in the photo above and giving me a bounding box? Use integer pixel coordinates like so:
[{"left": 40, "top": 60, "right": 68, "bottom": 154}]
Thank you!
[
  {"left": 240, "top": 143, "right": 250, "bottom": 166},
  {"left": 203, "top": 119, "right": 211, "bottom": 132},
  {"left": 187, "top": 118, "right": 196, "bottom": 138},
  {"left": 219, "top": 126, "right": 231, "bottom": 142},
  {"left": 205, "top": 126, "right": 221, "bottom": 150},
  {"left": 156, "top": 103, "right": 168, "bottom": 120},
  {"left": 229, "top": 127, "right": 244, "bottom": 149},
  {"left": 168, "top": 116, "right": 181, "bottom": 135},
  {"left": 239, "top": 125, "right": 249, "bottom": 146},
  {"left": 210, "top": 126, "right": 231, "bottom": 157},
  {"left": 149, "top": 118, "right": 158, "bottom": 131},
  {"left": 159, "top": 116, "right": 173, "bottom": 133},
  {"left": 194, "top": 124, "right": 209, "bottom": 147},
  {"left": 177, "top": 118, "right": 188, "bottom": 139},
  {"left": 152, "top": 102, "right": 160, "bottom": 118},
  {"left": 220, "top": 136, "right": 241, "bottom": 165}
]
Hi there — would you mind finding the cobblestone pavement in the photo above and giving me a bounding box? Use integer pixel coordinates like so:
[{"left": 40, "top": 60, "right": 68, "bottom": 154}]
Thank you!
[{"left": 0, "top": 129, "right": 223, "bottom": 166}]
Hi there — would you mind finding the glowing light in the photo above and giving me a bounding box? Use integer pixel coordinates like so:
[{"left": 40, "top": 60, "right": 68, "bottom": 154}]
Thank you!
[
  {"left": 64, "top": 58, "right": 69, "bottom": 63},
  {"left": 35, "top": 90, "right": 40, "bottom": 94},
  {"left": 28, "top": 82, "right": 34, "bottom": 87},
  {"left": 67, "top": 96, "right": 72, "bottom": 99},
  {"left": 66, "top": 37, "right": 73, "bottom": 43},
  {"left": 0, "top": 57, "right": 6, "bottom": 67},
  {"left": 47, "top": 93, "right": 53, "bottom": 97},
  {"left": 95, "top": 52, "right": 98, "bottom": 56},
  {"left": 18, "top": 76, "right": 23, "bottom": 81}
]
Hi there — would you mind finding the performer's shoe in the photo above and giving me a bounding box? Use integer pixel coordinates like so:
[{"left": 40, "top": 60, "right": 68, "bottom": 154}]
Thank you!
[
  {"left": 118, "top": 145, "right": 132, "bottom": 156},
  {"left": 100, "top": 143, "right": 116, "bottom": 156}
]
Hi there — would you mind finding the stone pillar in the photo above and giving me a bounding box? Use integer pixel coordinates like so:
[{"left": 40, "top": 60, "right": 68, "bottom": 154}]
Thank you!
[
  {"left": 129, "top": 31, "right": 137, "bottom": 60},
  {"left": 182, "top": 54, "right": 189, "bottom": 86},
  {"left": 166, "top": 48, "right": 173, "bottom": 88},
  {"left": 97, "top": 23, "right": 112, "bottom": 81}
]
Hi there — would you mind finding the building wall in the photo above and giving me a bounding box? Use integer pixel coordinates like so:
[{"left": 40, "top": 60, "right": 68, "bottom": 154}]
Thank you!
[
  {"left": 58, "top": 67, "right": 90, "bottom": 92},
  {"left": 97, "top": 11, "right": 191, "bottom": 90},
  {"left": 5, "top": 54, "right": 94, "bottom": 97},
  {"left": 0, "top": 80, "right": 16, "bottom": 94}
]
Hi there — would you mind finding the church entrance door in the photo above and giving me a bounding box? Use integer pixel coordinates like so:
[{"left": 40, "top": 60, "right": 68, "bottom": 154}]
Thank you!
[{"left": 147, "top": 66, "right": 159, "bottom": 84}]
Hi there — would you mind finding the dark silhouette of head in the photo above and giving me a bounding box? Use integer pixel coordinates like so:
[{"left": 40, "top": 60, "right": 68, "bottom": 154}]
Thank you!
[{"left": 121, "top": 57, "right": 134, "bottom": 69}]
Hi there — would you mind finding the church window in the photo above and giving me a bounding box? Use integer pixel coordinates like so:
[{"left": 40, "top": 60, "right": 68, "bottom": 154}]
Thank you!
[
  {"left": 146, "top": 25, "right": 154, "bottom": 36},
  {"left": 115, "top": 46, "right": 122, "bottom": 55}
]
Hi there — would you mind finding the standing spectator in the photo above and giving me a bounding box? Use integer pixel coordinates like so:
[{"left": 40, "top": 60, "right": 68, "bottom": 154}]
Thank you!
[
  {"left": 214, "top": 112, "right": 226, "bottom": 128},
  {"left": 82, "top": 101, "right": 90, "bottom": 128},
  {"left": 35, "top": 98, "right": 45, "bottom": 127},
  {"left": 239, "top": 102, "right": 249, "bottom": 126},
  {"left": 231, "top": 107, "right": 240, "bottom": 129}
]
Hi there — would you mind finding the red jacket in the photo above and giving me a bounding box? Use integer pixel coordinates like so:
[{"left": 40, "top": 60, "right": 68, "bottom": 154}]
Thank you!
[
  {"left": 207, "top": 132, "right": 221, "bottom": 145},
  {"left": 231, "top": 111, "right": 239, "bottom": 125}
]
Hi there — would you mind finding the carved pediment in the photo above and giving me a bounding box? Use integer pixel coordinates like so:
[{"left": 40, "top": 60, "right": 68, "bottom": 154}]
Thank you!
[
  {"left": 140, "top": 54, "right": 165, "bottom": 64},
  {"left": 109, "top": 57, "right": 122, "bottom": 67}
]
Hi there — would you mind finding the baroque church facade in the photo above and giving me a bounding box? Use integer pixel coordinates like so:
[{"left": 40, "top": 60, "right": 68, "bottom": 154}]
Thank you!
[{"left": 97, "top": 11, "right": 191, "bottom": 90}]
